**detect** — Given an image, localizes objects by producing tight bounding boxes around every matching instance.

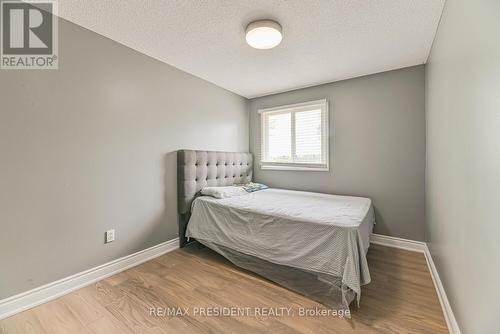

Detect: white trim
[423,244,462,334]
[0,238,179,320]
[370,233,426,252]
[370,234,461,334]
[260,164,329,172]
[257,99,328,114]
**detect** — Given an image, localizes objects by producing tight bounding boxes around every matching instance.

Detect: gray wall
[426,0,500,333]
[0,19,248,299]
[250,66,426,241]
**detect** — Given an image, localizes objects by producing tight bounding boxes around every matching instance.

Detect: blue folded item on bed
[238,182,269,193]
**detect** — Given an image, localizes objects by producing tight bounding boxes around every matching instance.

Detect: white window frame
[259,99,329,172]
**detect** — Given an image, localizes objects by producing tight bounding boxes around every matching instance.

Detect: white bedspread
[186,188,374,302]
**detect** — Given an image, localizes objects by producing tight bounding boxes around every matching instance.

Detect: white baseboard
[370,233,426,252]
[1,234,460,334]
[370,233,461,334]
[0,238,179,320]
[423,244,462,334]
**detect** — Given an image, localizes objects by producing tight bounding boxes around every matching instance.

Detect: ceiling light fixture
[245,20,282,50]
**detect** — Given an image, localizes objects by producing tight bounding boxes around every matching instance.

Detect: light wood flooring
[0,244,449,333]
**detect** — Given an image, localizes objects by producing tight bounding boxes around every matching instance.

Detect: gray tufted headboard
[177,150,253,247]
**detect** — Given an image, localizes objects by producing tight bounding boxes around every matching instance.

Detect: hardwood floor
[0,244,449,334]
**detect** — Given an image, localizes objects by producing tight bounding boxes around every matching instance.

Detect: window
[260,99,329,171]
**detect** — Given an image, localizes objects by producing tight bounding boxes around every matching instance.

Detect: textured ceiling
[57,0,445,98]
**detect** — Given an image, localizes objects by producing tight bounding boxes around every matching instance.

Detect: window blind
[260,99,329,171]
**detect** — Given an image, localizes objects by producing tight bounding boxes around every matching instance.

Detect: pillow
[201,186,248,199]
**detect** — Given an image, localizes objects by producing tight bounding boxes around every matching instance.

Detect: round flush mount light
[245,20,282,49]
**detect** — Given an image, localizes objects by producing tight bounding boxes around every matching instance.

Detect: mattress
[186,188,374,307]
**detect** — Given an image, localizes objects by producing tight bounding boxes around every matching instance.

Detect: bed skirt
[197,239,358,315]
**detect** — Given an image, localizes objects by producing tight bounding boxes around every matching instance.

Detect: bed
[177,150,374,312]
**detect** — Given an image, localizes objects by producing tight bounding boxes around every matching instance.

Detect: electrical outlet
[105,229,115,243]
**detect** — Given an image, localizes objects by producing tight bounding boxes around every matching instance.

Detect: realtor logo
[1,0,58,69]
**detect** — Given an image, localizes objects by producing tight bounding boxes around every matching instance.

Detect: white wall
[250,66,426,241]
[0,18,248,299]
[426,0,500,333]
